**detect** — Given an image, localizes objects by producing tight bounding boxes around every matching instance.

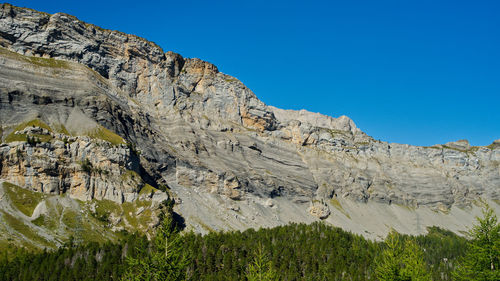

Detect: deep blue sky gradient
[6,0,500,146]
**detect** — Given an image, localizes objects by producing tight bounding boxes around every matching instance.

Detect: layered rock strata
[0,4,499,238]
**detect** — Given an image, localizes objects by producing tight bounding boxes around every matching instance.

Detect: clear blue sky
[6,0,500,146]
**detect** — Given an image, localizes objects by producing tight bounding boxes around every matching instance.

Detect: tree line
[0,202,498,280]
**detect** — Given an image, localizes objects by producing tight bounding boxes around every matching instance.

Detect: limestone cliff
[0,3,498,242]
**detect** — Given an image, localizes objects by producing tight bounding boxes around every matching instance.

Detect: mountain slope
[0,3,498,243]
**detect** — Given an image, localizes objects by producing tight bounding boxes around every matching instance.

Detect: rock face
[0,4,499,239]
[0,132,146,203]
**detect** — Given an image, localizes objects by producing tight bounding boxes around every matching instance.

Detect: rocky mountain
[0,3,498,248]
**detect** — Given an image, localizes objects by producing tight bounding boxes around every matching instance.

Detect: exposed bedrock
[0,4,499,237]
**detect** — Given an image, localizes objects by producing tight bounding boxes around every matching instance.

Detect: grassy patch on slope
[92,198,155,232]
[3,182,45,217]
[87,125,125,145]
[4,119,53,143]
[0,47,70,69]
[52,123,70,135]
[328,129,350,139]
[139,184,158,196]
[330,198,351,219]
[0,211,54,248]
[8,119,51,132]
[487,142,500,150]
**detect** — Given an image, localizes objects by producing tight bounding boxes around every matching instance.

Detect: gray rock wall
[0,4,498,235]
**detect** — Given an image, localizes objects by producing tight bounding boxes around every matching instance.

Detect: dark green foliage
[157,184,169,192]
[246,243,279,281]
[183,223,379,280]
[453,204,500,281]
[375,231,404,280]
[0,222,469,280]
[375,230,431,281]
[121,202,189,281]
[414,227,468,280]
[27,136,40,146]
[92,210,110,223]
[0,240,130,281]
[80,158,93,173]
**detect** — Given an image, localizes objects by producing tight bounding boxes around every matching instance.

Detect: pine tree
[400,238,431,281]
[453,204,500,281]
[375,229,430,281]
[246,243,279,281]
[375,230,402,281]
[121,201,188,281]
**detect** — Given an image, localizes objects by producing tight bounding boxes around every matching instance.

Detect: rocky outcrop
[269,106,360,134]
[0,126,162,203]
[0,4,499,238]
[308,201,331,219]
